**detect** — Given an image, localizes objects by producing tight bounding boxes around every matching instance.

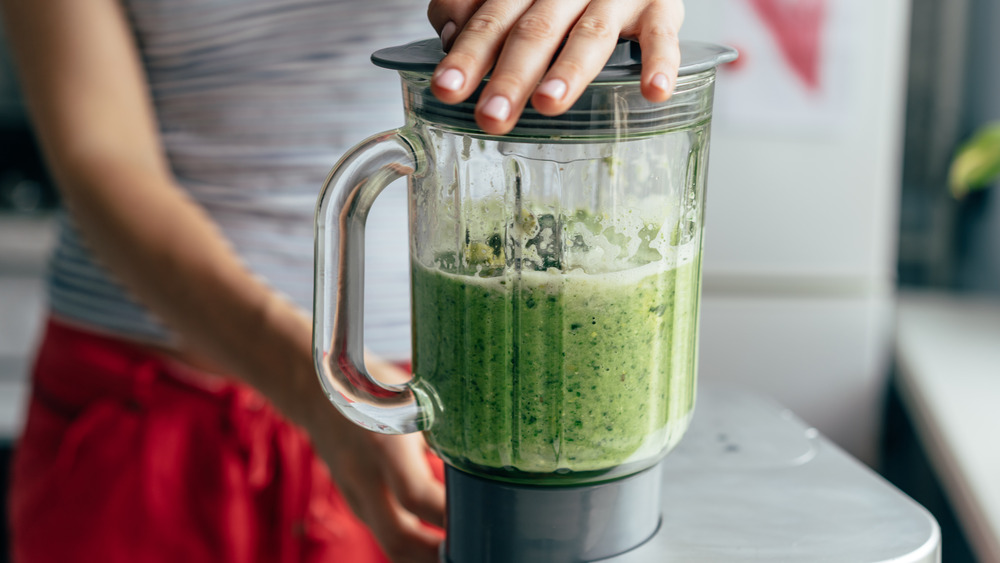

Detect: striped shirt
[48,0,430,361]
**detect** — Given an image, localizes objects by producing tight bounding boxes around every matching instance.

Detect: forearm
[53,153,323,426]
[1,0,327,427]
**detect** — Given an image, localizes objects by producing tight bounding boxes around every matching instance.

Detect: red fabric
[8,318,443,563]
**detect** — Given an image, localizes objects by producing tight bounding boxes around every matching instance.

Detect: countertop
[895,290,1000,563]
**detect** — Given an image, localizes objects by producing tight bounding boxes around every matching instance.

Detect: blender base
[444,463,662,563]
[441,383,941,562]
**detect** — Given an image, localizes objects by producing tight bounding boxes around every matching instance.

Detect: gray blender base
[444,382,941,562]
[445,463,665,562]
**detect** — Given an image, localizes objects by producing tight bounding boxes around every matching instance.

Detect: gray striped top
[48,0,430,361]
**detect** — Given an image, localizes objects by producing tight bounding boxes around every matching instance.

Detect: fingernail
[652,73,671,93]
[440,21,457,51]
[433,68,465,92]
[480,95,511,121]
[537,78,568,101]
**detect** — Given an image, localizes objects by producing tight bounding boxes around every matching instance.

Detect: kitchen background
[1,0,998,561]
[0,8,57,559]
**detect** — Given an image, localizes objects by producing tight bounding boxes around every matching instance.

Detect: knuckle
[571,16,615,41]
[643,23,680,43]
[463,12,506,37]
[488,75,529,97]
[555,57,586,78]
[644,55,677,69]
[510,14,557,42]
[441,50,479,72]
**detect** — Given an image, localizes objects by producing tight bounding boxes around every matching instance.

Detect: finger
[329,443,442,562]
[427,0,486,51]
[631,0,684,103]
[530,0,629,116]
[430,0,534,105]
[382,434,446,528]
[363,490,443,563]
[472,0,593,134]
[315,420,442,561]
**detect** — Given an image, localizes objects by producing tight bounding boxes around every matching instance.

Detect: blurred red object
[748,0,827,90]
[9,318,444,563]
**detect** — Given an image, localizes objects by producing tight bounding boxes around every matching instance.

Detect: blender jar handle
[313,129,429,435]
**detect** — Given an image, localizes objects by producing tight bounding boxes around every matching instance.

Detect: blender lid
[372,38,738,81]
[373,38,736,138]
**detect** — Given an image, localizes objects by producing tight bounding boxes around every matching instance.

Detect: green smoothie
[411,247,701,483]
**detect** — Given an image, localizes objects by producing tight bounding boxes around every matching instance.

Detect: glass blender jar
[314,38,735,562]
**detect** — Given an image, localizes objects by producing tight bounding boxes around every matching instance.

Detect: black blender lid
[372,38,737,81]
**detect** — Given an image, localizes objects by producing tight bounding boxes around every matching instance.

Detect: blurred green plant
[949,122,1000,199]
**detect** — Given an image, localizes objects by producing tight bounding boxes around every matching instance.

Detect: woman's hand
[427,0,685,134]
[307,412,445,563]
[302,357,445,563]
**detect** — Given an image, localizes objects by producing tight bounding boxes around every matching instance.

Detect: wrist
[234,292,327,427]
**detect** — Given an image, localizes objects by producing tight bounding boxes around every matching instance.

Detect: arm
[427,0,685,135]
[0,1,443,560]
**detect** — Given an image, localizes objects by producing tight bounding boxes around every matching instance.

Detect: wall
[681,0,912,464]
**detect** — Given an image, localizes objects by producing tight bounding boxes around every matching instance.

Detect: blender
[314,38,736,562]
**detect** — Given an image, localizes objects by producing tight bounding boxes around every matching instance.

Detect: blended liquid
[411,258,700,482]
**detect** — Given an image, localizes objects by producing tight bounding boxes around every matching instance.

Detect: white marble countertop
[895,290,1000,563]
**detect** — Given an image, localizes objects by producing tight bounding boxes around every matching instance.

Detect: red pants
[9,318,425,563]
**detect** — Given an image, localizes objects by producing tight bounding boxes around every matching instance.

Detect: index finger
[471,0,596,133]
[529,0,626,116]
[430,0,533,105]
[533,0,684,114]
